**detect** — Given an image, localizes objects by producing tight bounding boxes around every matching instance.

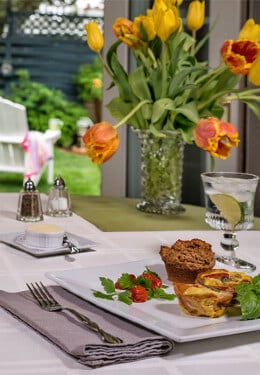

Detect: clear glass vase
[135,129,185,215]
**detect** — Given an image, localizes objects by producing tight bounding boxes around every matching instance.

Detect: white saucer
[0,232,97,257]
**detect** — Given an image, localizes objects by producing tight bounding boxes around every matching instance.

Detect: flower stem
[191,30,196,55]
[98,52,114,80]
[210,155,215,172]
[161,43,168,98]
[114,99,152,129]
[195,64,227,85]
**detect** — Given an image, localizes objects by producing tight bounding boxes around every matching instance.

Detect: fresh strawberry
[142,273,162,290]
[130,285,148,303]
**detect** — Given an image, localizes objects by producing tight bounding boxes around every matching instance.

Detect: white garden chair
[0,97,61,186]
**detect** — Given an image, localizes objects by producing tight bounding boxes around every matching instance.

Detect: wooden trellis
[0,8,103,101]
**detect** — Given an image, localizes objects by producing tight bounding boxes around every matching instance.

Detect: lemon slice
[209,194,244,227]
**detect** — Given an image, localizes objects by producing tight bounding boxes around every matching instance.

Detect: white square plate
[46,257,260,342]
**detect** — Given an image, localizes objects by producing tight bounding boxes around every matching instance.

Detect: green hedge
[6,69,88,148]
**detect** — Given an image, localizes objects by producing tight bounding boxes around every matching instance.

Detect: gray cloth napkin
[0,286,174,368]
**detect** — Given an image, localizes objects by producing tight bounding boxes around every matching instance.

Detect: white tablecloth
[0,193,259,374]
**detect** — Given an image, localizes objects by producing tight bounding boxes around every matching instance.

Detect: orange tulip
[113,17,144,48]
[193,117,239,159]
[83,122,120,163]
[221,39,260,75]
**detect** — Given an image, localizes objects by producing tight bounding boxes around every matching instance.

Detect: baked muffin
[160,238,215,283]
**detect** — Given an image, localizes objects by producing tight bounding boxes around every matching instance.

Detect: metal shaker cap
[53,176,66,188]
[23,178,36,192]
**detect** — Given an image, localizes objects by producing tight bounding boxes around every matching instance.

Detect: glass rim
[201,171,259,181]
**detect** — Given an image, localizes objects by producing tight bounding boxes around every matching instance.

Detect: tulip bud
[85,21,104,52]
[187,0,205,32]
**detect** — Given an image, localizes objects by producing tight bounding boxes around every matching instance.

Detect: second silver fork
[27,282,123,344]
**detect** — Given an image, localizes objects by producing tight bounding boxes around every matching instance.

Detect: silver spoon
[63,234,80,254]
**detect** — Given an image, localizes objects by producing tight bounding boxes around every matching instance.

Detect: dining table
[0,192,259,375]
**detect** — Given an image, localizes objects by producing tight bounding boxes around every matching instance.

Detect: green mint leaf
[153,287,176,300]
[239,292,260,320]
[117,290,133,305]
[93,291,115,300]
[99,277,115,294]
[235,274,260,320]
[252,274,260,290]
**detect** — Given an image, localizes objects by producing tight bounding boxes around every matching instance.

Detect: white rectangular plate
[46,257,260,342]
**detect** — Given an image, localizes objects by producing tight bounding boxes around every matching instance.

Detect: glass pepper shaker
[16,178,43,222]
[46,176,72,217]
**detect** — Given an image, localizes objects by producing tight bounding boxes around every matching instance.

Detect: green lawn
[0,147,101,195]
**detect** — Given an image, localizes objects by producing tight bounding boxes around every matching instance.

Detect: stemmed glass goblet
[201,172,259,272]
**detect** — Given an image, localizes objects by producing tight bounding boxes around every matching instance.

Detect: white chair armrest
[43,129,61,144]
[0,135,24,144]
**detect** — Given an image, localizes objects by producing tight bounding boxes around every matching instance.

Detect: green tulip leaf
[128,67,152,100]
[110,54,133,101]
[241,100,260,119]
[175,102,199,123]
[151,98,176,123]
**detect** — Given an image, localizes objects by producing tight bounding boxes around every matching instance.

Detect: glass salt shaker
[16,178,43,222]
[46,176,72,217]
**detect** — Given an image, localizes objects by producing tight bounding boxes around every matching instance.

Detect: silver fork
[27,282,123,344]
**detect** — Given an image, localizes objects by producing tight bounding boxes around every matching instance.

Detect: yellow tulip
[85,21,104,52]
[187,0,205,32]
[164,0,182,6]
[152,0,167,13]
[133,15,156,42]
[238,18,260,43]
[166,0,183,5]
[249,55,260,85]
[153,6,180,42]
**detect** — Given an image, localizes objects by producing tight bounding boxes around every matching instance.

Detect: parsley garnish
[93,270,175,305]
